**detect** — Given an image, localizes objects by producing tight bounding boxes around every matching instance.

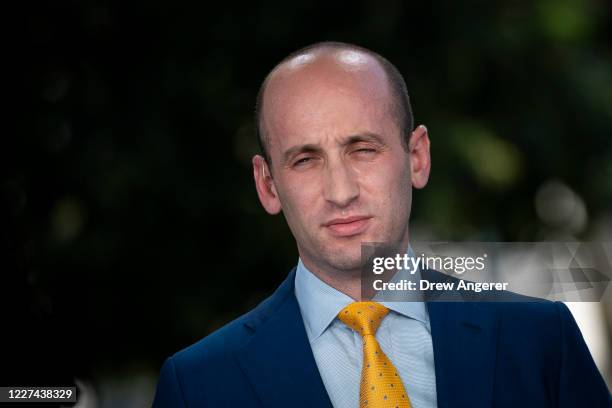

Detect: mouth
[323,215,372,237]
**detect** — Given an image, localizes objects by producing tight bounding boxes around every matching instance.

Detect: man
[152,42,611,407]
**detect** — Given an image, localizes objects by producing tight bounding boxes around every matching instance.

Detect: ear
[409,125,431,189]
[252,155,282,214]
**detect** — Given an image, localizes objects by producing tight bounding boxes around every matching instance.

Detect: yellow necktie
[338,301,412,408]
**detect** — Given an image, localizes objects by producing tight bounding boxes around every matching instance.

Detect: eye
[353,148,377,155]
[294,157,313,166]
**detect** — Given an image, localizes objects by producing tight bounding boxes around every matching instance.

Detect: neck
[300,257,364,300]
[299,238,411,301]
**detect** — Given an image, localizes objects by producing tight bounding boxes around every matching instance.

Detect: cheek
[361,156,410,193]
[278,177,321,221]
[360,158,412,217]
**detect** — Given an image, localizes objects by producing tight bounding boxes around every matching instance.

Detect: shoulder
[490,297,569,339]
[423,268,574,338]
[466,280,571,333]
[168,268,296,371]
[464,286,582,362]
[151,271,297,407]
[472,283,572,328]
[171,308,254,368]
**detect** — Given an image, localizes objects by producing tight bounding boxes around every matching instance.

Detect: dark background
[4,0,612,405]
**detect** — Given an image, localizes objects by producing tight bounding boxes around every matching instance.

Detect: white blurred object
[97,372,156,408]
[535,180,588,234]
[64,372,156,408]
[63,378,98,408]
[564,302,610,382]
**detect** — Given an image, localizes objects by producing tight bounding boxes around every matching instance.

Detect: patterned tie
[338,301,412,408]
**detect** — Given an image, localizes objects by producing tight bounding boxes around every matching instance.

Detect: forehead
[261,50,397,153]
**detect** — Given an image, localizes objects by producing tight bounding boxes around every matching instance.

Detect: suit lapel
[427,291,499,408]
[234,268,499,408]
[234,269,333,408]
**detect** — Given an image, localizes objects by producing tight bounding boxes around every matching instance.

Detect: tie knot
[338,301,389,336]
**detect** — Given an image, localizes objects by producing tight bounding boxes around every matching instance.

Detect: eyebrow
[341,132,386,147]
[281,132,386,165]
[282,144,322,165]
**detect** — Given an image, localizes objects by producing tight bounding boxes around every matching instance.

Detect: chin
[320,246,363,272]
[310,230,383,271]
[328,258,364,272]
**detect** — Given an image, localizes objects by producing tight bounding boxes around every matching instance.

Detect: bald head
[255,42,414,167]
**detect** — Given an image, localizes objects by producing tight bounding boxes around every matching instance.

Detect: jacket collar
[234,268,333,408]
[235,267,498,408]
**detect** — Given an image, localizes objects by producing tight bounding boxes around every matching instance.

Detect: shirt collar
[294,245,430,341]
[295,258,354,341]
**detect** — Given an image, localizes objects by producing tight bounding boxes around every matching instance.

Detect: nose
[322,158,360,208]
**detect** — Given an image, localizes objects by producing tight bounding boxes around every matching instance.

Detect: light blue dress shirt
[294,256,438,408]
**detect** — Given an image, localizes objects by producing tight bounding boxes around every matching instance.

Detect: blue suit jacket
[152,268,611,407]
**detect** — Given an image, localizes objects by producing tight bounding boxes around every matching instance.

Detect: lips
[324,215,372,237]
